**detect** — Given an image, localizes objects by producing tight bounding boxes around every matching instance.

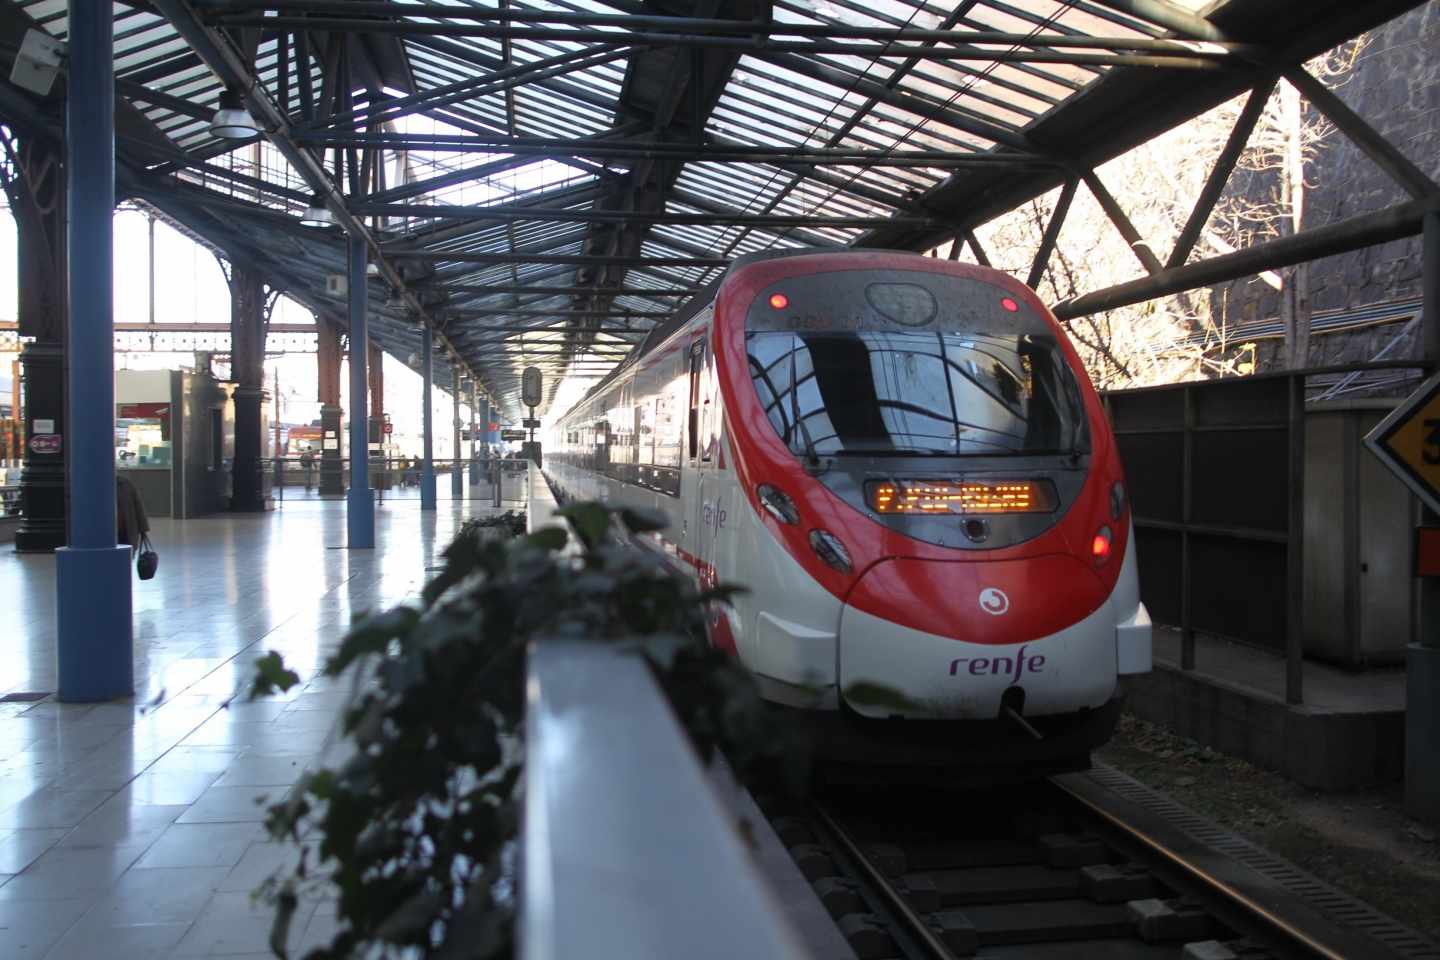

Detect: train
[544,249,1151,772]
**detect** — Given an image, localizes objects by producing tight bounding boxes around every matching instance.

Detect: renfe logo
[949,645,1046,680]
[702,500,727,533]
[978,587,1009,615]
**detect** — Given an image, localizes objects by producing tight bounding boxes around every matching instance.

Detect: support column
[451,367,463,498]
[56,2,131,701]
[468,381,479,484]
[419,329,436,511]
[229,264,266,511]
[7,135,68,553]
[479,395,491,460]
[346,235,373,548]
[368,342,385,489]
[316,314,343,497]
[1409,210,1440,824]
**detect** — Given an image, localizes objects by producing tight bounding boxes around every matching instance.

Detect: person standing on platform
[116,473,149,554]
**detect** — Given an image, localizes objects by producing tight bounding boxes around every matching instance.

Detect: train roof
[555,248,951,422]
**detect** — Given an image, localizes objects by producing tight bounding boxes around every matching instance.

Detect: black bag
[136,533,158,580]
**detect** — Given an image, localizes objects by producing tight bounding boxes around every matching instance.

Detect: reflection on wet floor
[0,497,505,958]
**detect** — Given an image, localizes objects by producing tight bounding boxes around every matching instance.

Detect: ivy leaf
[249,651,300,701]
[618,506,669,534]
[268,883,299,959]
[557,502,611,549]
[642,632,693,670]
[525,526,568,552]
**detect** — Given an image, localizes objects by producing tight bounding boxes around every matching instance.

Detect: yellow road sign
[1366,372,1440,513]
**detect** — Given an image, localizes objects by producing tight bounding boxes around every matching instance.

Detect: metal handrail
[523,643,807,960]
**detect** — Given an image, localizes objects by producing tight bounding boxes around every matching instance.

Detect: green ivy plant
[249,501,808,959]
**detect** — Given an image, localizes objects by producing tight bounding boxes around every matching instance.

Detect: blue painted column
[468,381,480,484]
[450,368,464,497]
[479,395,491,458]
[419,330,437,510]
[346,234,374,548]
[57,2,131,702]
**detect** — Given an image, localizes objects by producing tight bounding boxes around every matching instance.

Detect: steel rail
[1050,776,1346,960]
[810,802,959,960]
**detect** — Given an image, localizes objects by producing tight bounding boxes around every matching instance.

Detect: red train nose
[844,554,1108,645]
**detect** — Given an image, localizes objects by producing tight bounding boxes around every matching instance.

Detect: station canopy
[0,0,1425,415]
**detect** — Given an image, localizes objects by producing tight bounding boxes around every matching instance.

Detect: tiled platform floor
[0,497,507,958]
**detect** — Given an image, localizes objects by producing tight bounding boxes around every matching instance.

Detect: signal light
[1092,525,1112,563]
[769,293,789,310]
[1000,297,1019,312]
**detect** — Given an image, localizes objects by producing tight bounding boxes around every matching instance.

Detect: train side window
[687,339,704,461]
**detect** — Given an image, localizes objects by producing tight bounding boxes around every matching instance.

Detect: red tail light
[1092,525,1112,563]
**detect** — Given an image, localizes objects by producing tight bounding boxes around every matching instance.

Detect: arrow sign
[1365,371,1440,513]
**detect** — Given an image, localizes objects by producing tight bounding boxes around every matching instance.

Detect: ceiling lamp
[209,88,258,139]
[300,195,336,228]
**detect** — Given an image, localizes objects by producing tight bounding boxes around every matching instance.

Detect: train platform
[0,498,508,959]
[1125,627,1406,790]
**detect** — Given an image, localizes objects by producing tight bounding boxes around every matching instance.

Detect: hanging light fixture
[299,195,336,228]
[209,88,258,139]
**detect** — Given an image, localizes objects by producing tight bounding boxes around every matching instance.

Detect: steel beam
[1027,178,1077,290]
[1082,169,1163,275]
[294,130,1056,168]
[393,251,728,268]
[1056,196,1440,319]
[56,0,132,702]
[1081,0,1231,42]
[1167,78,1276,269]
[1284,66,1440,201]
[149,0,501,418]
[420,284,697,297]
[352,202,932,229]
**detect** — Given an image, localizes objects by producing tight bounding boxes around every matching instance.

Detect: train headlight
[1092,525,1113,564]
[1110,481,1126,520]
[809,529,852,573]
[757,484,800,525]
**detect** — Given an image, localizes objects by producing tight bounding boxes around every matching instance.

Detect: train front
[717,253,1151,764]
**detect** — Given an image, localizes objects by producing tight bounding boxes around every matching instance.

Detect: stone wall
[1213,3,1440,370]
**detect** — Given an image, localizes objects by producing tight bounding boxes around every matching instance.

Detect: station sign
[500,429,527,441]
[382,422,393,435]
[1365,371,1440,514]
[29,434,61,454]
[522,418,541,429]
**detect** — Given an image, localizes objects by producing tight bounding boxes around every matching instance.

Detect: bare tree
[949,41,1365,388]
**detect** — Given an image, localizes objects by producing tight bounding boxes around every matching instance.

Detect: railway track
[767,762,1439,960]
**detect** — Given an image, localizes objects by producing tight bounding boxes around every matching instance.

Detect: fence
[257,456,530,507]
[1104,360,1425,704]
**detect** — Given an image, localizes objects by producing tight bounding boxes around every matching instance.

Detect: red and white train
[545,249,1151,770]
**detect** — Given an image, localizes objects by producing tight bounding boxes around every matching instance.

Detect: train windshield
[745,273,1089,458]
